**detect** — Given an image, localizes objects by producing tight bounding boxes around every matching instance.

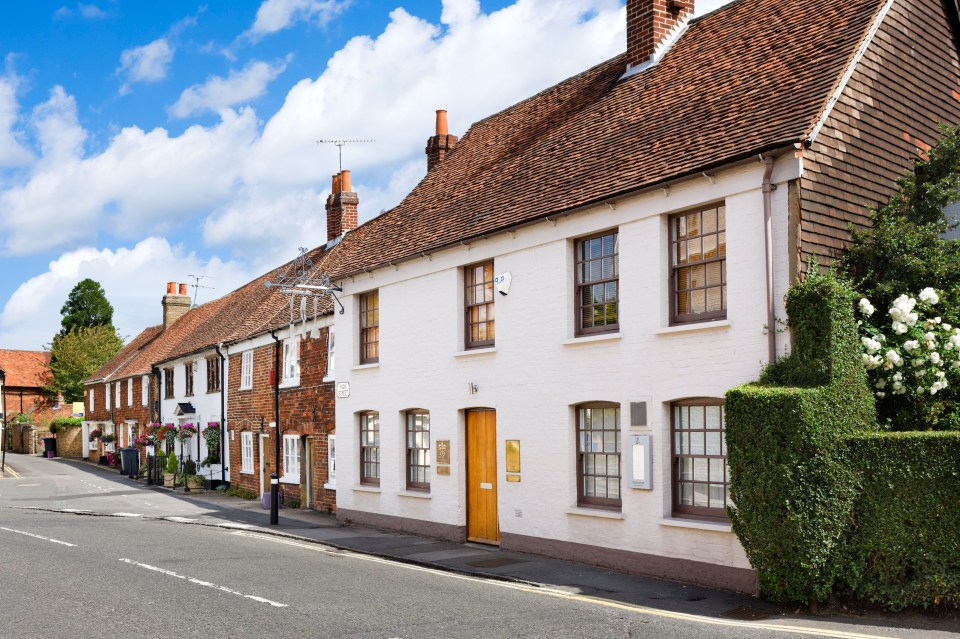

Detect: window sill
[565,507,624,520]
[206,390,221,394]
[654,320,731,336]
[659,517,732,533]
[323,483,336,491]
[240,470,254,475]
[353,485,381,494]
[279,476,300,485]
[396,489,431,499]
[561,333,622,346]
[237,385,252,392]
[352,363,380,371]
[279,379,300,389]
[454,347,496,358]
[322,376,335,383]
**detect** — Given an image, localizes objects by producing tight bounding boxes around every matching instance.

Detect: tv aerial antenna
[264,247,344,315]
[187,274,215,306]
[316,138,375,173]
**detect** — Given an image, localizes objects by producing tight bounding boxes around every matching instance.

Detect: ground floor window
[325,434,336,489]
[672,399,729,520]
[241,431,253,474]
[283,434,301,481]
[406,411,430,491]
[576,403,621,510]
[360,412,380,485]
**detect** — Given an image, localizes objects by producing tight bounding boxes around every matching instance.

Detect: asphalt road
[1,455,957,639]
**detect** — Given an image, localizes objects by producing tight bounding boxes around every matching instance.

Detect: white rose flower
[893,372,903,382]
[953,360,960,369]
[876,391,886,399]
[875,379,887,389]
[893,321,909,334]
[903,340,920,352]
[930,352,941,365]
[858,298,875,316]
[944,323,953,331]
[906,312,919,327]
[919,287,939,305]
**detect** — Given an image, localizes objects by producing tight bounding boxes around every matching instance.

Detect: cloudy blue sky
[0,0,731,349]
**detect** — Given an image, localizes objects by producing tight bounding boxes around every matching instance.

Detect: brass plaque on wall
[436,439,451,465]
[436,465,451,476]
[506,439,520,473]
[506,474,520,483]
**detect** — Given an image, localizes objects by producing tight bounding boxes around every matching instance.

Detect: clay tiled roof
[323,0,884,278]
[0,350,50,388]
[85,325,163,383]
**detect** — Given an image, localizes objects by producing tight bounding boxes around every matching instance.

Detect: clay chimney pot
[332,173,341,195]
[166,282,176,294]
[436,110,449,136]
[340,170,352,193]
[179,283,188,296]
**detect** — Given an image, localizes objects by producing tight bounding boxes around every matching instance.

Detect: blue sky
[0,0,730,350]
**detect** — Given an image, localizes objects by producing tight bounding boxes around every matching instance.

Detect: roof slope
[85,325,163,383]
[324,0,883,278]
[0,350,50,388]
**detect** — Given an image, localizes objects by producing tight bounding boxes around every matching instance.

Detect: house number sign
[336,382,350,398]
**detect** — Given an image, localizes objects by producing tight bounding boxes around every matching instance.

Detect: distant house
[0,349,73,453]
[321,0,960,592]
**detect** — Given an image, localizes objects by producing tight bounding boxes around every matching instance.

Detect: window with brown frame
[672,399,729,520]
[464,261,495,349]
[184,363,194,396]
[359,290,379,364]
[406,411,430,491]
[164,367,174,399]
[576,403,621,510]
[575,231,619,335]
[206,356,221,393]
[359,412,380,485]
[670,204,726,324]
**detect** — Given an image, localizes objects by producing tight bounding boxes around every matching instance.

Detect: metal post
[270,473,279,525]
[1,370,6,474]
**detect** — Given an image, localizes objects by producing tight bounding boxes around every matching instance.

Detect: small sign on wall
[436,440,450,465]
[630,434,653,490]
[335,382,350,398]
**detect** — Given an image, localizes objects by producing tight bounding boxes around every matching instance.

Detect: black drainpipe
[270,330,281,525]
[214,343,227,485]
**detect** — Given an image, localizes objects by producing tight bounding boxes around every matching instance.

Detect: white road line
[164,517,198,523]
[0,526,76,547]
[230,532,899,639]
[59,508,92,513]
[117,559,287,608]
[112,513,143,517]
[16,483,40,487]
[218,522,254,529]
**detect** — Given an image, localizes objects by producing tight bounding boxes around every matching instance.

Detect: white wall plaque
[630,434,653,490]
[336,382,350,398]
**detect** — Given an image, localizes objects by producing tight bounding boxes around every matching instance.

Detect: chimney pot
[436,110,448,136]
[179,283,188,296]
[340,170,352,193]
[162,281,191,329]
[332,173,341,195]
[325,169,359,242]
[167,282,176,294]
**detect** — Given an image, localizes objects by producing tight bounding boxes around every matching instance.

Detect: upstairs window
[239,351,254,390]
[207,355,221,393]
[282,338,300,384]
[670,204,726,324]
[465,261,495,349]
[105,383,111,411]
[359,291,380,364]
[325,327,335,380]
[127,379,133,407]
[115,380,120,408]
[164,368,174,399]
[141,375,149,406]
[184,362,194,396]
[576,231,619,335]
[89,388,95,412]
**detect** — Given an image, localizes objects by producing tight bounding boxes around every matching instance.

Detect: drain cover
[467,557,529,568]
[720,607,773,621]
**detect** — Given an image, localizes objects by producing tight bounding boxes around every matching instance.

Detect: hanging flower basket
[177,424,197,442]
[98,434,116,444]
[134,433,157,449]
[201,423,221,467]
[89,429,102,442]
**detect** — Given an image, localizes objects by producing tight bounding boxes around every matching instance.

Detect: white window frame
[105,383,111,411]
[241,432,254,474]
[324,434,336,489]
[127,379,133,407]
[240,350,254,390]
[89,388,95,412]
[115,381,120,408]
[281,338,300,386]
[282,434,300,483]
[324,327,335,381]
[141,375,149,406]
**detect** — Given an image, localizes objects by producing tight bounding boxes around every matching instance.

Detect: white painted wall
[334,156,799,570]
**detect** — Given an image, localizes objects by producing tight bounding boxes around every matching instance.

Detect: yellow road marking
[229,531,901,639]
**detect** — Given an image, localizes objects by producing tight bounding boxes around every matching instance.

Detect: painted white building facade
[333,156,799,591]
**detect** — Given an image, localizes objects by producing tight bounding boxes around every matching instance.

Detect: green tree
[842,123,960,429]
[59,278,116,336]
[46,326,122,402]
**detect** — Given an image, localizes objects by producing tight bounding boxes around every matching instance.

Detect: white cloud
[118,38,174,87]
[78,4,106,19]
[169,58,290,119]
[245,0,350,40]
[0,238,258,350]
[0,71,33,168]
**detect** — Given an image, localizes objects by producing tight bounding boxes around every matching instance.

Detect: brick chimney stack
[626,0,693,70]
[162,282,191,329]
[426,109,458,172]
[326,170,359,242]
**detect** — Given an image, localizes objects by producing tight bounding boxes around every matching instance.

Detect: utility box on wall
[629,434,653,490]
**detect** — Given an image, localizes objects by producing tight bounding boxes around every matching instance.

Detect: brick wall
[227,325,336,512]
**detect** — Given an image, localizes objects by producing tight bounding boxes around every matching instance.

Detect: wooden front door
[466,410,499,544]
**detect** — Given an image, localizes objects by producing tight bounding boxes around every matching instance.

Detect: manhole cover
[467,557,529,568]
[720,607,773,621]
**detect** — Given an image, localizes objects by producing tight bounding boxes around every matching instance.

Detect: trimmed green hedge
[49,417,83,433]
[837,431,960,609]
[726,269,875,603]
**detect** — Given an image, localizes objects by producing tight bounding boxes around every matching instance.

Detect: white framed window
[241,432,254,474]
[282,434,300,482]
[325,434,336,489]
[325,328,335,381]
[240,350,254,390]
[89,388,95,412]
[115,381,120,408]
[141,375,149,406]
[127,379,133,407]
[282,338,300,385]
[105,383,111,410]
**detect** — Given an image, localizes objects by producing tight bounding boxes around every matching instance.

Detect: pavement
[7,452,960,638]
